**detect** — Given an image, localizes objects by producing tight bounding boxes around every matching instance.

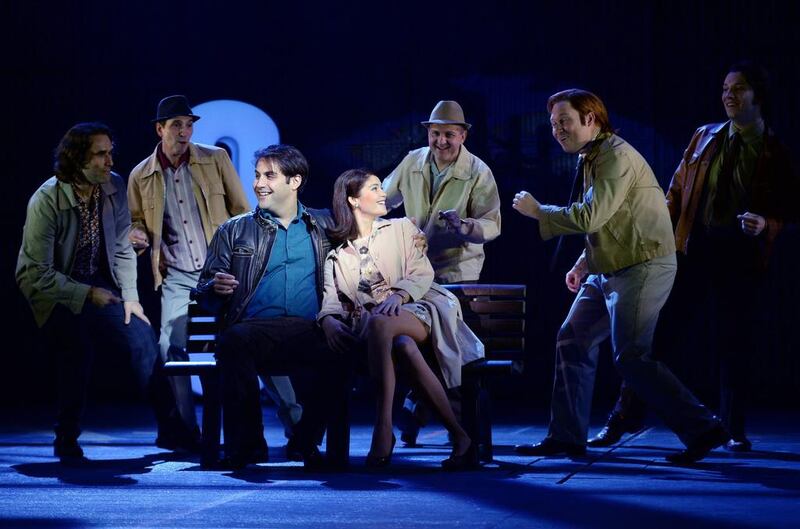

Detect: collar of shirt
[157,144,191,171]
[257,201,306,226]
[730,119,764,146]
[581,131,611,162]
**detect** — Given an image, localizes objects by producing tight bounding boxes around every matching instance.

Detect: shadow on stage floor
[1,401,798,529]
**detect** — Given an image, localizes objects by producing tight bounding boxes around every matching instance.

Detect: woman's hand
[321,315,357,354]
[374,292,405,316]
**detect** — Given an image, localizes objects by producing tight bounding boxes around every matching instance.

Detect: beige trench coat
[318,218,484,388]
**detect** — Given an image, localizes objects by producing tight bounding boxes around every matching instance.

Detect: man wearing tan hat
[383,100,501,445]
[383,100,501,284]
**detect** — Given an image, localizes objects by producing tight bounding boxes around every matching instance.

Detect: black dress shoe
[54,437,85,462]
[725,437,752,452]
[587,414,644,447]
[284,437,304,462]
[301,446,328,471]
[441,441,480,471]
[156,424,202,454]
[206,455,249,471]
[515,437,586,456]
[366,435,396,468]
[666,423,730,464]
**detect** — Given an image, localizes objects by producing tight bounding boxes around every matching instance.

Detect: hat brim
[151,113,201,124]
[421,120,471,130]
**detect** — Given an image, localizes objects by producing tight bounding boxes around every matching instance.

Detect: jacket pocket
[602,207,635,249]
[231,245,254,281]
[208,183,229,225]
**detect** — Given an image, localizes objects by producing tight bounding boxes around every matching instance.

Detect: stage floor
[1,403,798,528]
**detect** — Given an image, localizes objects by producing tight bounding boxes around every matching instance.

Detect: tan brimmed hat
[421,100,471,130]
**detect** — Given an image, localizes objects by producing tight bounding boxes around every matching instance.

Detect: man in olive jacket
[512,89,728,464]
[588,62,796,452]
[17,122,168,462]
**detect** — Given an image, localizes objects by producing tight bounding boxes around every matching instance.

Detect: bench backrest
[186,283,527,368]
[442,284,526,373]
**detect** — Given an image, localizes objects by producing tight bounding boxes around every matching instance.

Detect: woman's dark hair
[53,122,113,184]
[329,168,375,243]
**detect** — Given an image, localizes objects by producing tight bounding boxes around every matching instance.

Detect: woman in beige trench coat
[318,169,484,470]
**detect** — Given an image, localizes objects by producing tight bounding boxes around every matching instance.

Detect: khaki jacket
[16,173,138,327]
[127,142,250,288]
[383,145,501,283]
[539,133,675,274]
[318,218,484,388]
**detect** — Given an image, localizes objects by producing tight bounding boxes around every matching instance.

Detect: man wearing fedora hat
[383,100,501,284]
[127,95,251,451]
[383,100,501,445]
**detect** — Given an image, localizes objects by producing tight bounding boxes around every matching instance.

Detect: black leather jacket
[193,206,334,328]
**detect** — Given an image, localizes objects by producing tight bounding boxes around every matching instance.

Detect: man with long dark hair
[512,90,729,464]
[588,62,795,452]
[17,122,168,463]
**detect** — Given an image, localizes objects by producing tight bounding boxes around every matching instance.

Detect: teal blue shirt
[243,203,318,320]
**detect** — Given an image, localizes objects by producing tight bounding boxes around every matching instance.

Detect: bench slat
[463,318,525,333]
[463,300,525,315]
[443,284,526,297]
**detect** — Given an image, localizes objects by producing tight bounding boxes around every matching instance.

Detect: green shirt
[704,121,765,226]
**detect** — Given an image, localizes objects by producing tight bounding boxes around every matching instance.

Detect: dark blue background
[3,0,798,411]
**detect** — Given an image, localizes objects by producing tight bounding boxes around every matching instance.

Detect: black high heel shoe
[441,440,479,471]
[366,434,396,468]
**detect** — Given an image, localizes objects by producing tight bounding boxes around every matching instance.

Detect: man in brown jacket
[588,62,795,452]
[127,95,251,450]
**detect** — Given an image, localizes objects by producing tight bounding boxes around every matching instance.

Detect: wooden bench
[165,283,525,467]
[443,284,526,463]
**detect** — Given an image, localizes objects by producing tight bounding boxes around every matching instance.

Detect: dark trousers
[44,300,164,441]
[216,317,348,458]
[612,228,762,439]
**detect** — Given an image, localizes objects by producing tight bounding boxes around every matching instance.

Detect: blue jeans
[548,253,719,447]
[45,298,161,441]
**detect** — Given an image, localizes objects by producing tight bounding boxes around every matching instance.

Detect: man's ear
[585,111,596,128]
[155,123,164,139]
[290,174,302,191]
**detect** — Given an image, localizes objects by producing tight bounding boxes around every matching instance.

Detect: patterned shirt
[72,185,102,280]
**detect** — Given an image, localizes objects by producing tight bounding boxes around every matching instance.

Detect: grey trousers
[548,253,718,447]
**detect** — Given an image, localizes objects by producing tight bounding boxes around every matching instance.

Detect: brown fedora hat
[421,100,471,130]
[152,95,201,123]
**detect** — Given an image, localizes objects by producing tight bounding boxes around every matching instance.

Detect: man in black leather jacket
[193,144,345,469]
